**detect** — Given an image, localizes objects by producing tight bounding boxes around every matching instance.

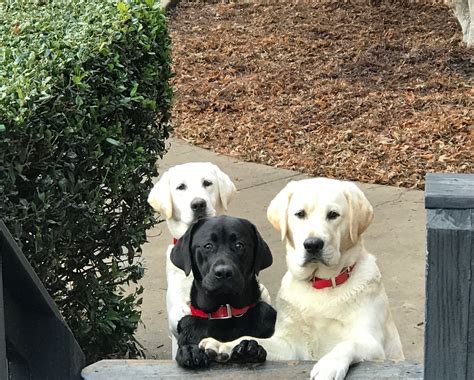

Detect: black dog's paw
[176,344,209,369]
[230,339,267,363]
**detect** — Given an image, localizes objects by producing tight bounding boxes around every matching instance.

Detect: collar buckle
[208,304,232,320]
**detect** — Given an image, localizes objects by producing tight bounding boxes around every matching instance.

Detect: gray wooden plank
[425,173,474,209]
[82,359,423,379]
[3,287,42,379]
[467,209,474,380]
[0,221,65,321]
[0,254,8,380]
[425,208,472,380]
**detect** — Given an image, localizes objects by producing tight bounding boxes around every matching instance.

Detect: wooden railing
[0,220,85,380]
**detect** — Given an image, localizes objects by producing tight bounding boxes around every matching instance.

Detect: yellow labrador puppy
[148,162,270,358]
[148,162,236,357]
[200,178,404,380]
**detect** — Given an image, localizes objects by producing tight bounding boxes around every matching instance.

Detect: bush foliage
[0,0,172,362]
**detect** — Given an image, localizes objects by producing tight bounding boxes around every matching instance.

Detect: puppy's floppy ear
[250,223,273,275]
[171,220,203,276]
[147,171,173,220]
[267,181,295,241]
[213,164,236,211]
[343,182,374,244]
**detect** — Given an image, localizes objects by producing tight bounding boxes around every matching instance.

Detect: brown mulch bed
[169,0,473,189]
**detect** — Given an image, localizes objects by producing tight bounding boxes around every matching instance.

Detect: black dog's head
[171,215,273,296]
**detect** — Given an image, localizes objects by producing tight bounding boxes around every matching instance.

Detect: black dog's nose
[214,264,233,280]
[191,198,207,212]
[303,238,324,253]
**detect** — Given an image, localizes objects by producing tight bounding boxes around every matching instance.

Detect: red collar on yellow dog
[190,303,257,320]
[311,263,356,290]
[172,238,178,245]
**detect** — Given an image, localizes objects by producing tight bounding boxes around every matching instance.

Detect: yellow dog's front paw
[199,338,234,363]
[310,355,349,380]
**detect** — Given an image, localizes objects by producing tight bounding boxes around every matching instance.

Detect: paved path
[135,138,425,362]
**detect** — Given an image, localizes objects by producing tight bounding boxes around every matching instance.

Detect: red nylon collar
[311,263,356,290]
[190,303,257,320]
[172,238,178,245]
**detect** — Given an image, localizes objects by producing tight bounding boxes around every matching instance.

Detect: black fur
[171,215,276,369]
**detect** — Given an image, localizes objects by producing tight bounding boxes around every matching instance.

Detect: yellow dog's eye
[203,180,213,187]
[327,211,340,220]
[295,210,306,219]
[177,183,186,191]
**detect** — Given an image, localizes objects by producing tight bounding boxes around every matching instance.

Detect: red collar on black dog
[311,263,356,290]
[190,303,257,320]
[172,238,178,245]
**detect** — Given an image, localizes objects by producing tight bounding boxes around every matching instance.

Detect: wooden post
[425,173,474,380]
[0,254,8,380]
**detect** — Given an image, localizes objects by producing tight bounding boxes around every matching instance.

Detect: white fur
[148,162,271,358]
[200,178,404,379]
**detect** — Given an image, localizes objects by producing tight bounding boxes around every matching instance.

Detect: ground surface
[135,139,425,362]
[169,0,472,189]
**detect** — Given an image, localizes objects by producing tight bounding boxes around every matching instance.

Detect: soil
[169,0,473,189]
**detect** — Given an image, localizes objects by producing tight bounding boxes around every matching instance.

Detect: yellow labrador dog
[200,178,404,380]
[148,162,270,357]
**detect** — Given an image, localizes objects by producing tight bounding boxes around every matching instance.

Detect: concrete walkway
[135,138,426,362]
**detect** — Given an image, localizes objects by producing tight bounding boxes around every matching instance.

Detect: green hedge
[0,0,172,362]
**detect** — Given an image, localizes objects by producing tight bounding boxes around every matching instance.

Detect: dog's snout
[214,264,233,280]
[303,237,325,254]
[191,198,207,212]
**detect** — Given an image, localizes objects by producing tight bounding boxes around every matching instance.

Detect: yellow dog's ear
[267,181,295,241]
[147,171,173,220]
[214,164,237,211]
[343,182,374,244]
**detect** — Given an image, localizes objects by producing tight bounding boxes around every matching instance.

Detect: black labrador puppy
[171,215,276,369]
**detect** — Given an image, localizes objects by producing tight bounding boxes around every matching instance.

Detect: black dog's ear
[171,229,193,276]
[251,223,273,275]
[171,220,204,276]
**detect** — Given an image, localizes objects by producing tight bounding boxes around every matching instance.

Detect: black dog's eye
[294,210,306,219]
[235,242,244,250]
[327,211,340,220]
[204,243,213,250]
[176,183,187,191]
[202,180,213,187]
